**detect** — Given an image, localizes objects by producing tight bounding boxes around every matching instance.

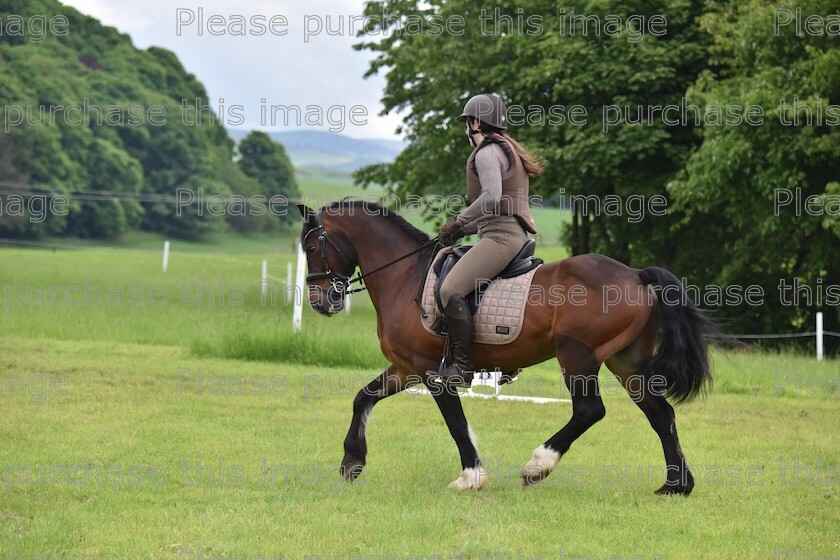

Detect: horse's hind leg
[522,335,605,486]
[340,364,410,481]
[426,381,487,490]
[605,338,695,496]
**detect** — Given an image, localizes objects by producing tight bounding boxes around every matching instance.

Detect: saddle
[433,239,543,315]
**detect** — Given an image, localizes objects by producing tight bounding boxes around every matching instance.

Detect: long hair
[469,118,545,177]
[501,133,544,177]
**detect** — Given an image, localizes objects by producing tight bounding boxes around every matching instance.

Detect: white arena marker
[293,241,306,333]
[408,369,569,405]
[162,240,170,272]
[468,369,502,398]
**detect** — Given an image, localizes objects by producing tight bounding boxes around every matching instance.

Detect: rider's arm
[454,144,510,227]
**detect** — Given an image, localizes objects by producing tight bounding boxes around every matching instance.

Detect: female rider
[436,93,544,387]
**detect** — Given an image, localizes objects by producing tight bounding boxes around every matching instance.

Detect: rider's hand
[438,218,465,246]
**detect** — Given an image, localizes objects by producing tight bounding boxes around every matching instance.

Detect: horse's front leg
[340,364,410,481]
[425,380,487,490]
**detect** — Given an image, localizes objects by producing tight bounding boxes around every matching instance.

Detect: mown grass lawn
[1,335,837,560]
[1,243,838,559]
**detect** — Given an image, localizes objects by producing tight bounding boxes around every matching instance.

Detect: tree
[354,0,710,266]
[237,131,299,226]
[237,131,299,200]
[668,0,840,339]
[0,0,261,239]
[355,0,840,350]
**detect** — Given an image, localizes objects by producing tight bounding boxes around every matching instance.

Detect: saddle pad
[420,249,541,345]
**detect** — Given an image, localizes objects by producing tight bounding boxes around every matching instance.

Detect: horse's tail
[638,266,719,404]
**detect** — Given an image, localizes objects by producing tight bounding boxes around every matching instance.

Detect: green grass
[1,238,837,558]
[0,336,837,559]
[0,234,567,365]
[50,230,293,255]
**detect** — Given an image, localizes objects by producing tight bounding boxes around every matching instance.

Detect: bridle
[302,209,357,293]
[301,209,440,295]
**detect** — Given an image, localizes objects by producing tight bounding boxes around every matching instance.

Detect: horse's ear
[296,204,314,220]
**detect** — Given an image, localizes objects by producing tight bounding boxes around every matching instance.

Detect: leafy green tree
[354,0,709,265]
[235,131,299,229]
[0,0,259,239]
[669,0,840,338]
[67,138,143,239]
[355,0,839,349]
[237,131,299,200]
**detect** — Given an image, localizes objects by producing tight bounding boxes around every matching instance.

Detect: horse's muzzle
[309,286,345,316]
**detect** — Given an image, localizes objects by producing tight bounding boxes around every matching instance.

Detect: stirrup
[431,364,474,388]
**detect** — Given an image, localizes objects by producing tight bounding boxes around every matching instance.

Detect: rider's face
[465,120,477,146]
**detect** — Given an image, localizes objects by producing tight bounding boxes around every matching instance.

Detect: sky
[61,0,404,140]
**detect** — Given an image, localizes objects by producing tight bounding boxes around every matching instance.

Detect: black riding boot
[436,294,475,388]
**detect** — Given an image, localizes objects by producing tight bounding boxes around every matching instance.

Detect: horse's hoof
[448,467,488,490]
[521,469,549,487]
[521,461,553,487]
[654,483,692,496]
[654,471,694,496]
[520,445,560,487]
[339,461,365,481]
[654,481,694,495]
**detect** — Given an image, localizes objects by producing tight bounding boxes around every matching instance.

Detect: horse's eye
[306,246,316,254]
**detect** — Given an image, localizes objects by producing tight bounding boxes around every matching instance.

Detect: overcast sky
[61,0,404,140]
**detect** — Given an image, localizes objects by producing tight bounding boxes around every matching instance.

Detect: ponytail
[501,133,544,177]
[468,118,544,177]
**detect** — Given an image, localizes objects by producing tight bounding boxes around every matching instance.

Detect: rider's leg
[437,220,529,387]
[436,292,474,388]
[439,218,530,308]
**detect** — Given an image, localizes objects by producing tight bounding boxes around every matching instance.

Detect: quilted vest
[465,135,538,234]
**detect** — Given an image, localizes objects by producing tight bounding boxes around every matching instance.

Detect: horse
[296,200,719,495]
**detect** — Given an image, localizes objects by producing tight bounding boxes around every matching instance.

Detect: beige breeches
[439,216,530,307]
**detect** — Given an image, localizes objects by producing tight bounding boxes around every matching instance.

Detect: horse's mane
[324,199,431,245]
[325,199,441,287]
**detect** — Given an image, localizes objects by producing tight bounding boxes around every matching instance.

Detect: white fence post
[286,262,293,305]
[162,241,170,272]
[293,241,306,333]
[261,260,268,301]
[816,311,824,362]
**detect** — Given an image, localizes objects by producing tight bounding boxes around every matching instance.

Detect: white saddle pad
[420,249,541,345]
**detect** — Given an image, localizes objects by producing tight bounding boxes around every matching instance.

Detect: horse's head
[297,203,358,316]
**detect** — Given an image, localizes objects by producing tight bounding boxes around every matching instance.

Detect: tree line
[0,0,299,240]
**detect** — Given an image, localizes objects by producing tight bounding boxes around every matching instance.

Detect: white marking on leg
[522,444,561,479]
[467,422,479,454]
[358,406,372,439]
[448,466,488,490]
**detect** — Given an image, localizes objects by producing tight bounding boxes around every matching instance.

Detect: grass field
[1,336,838,559]
[1,211,838,558]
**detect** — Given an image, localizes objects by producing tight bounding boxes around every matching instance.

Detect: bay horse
[297,200,718,495]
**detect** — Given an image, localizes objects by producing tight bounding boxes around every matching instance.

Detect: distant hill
[228,130,405,172]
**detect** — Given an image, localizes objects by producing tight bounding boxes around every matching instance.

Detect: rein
[302,209,440,295]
